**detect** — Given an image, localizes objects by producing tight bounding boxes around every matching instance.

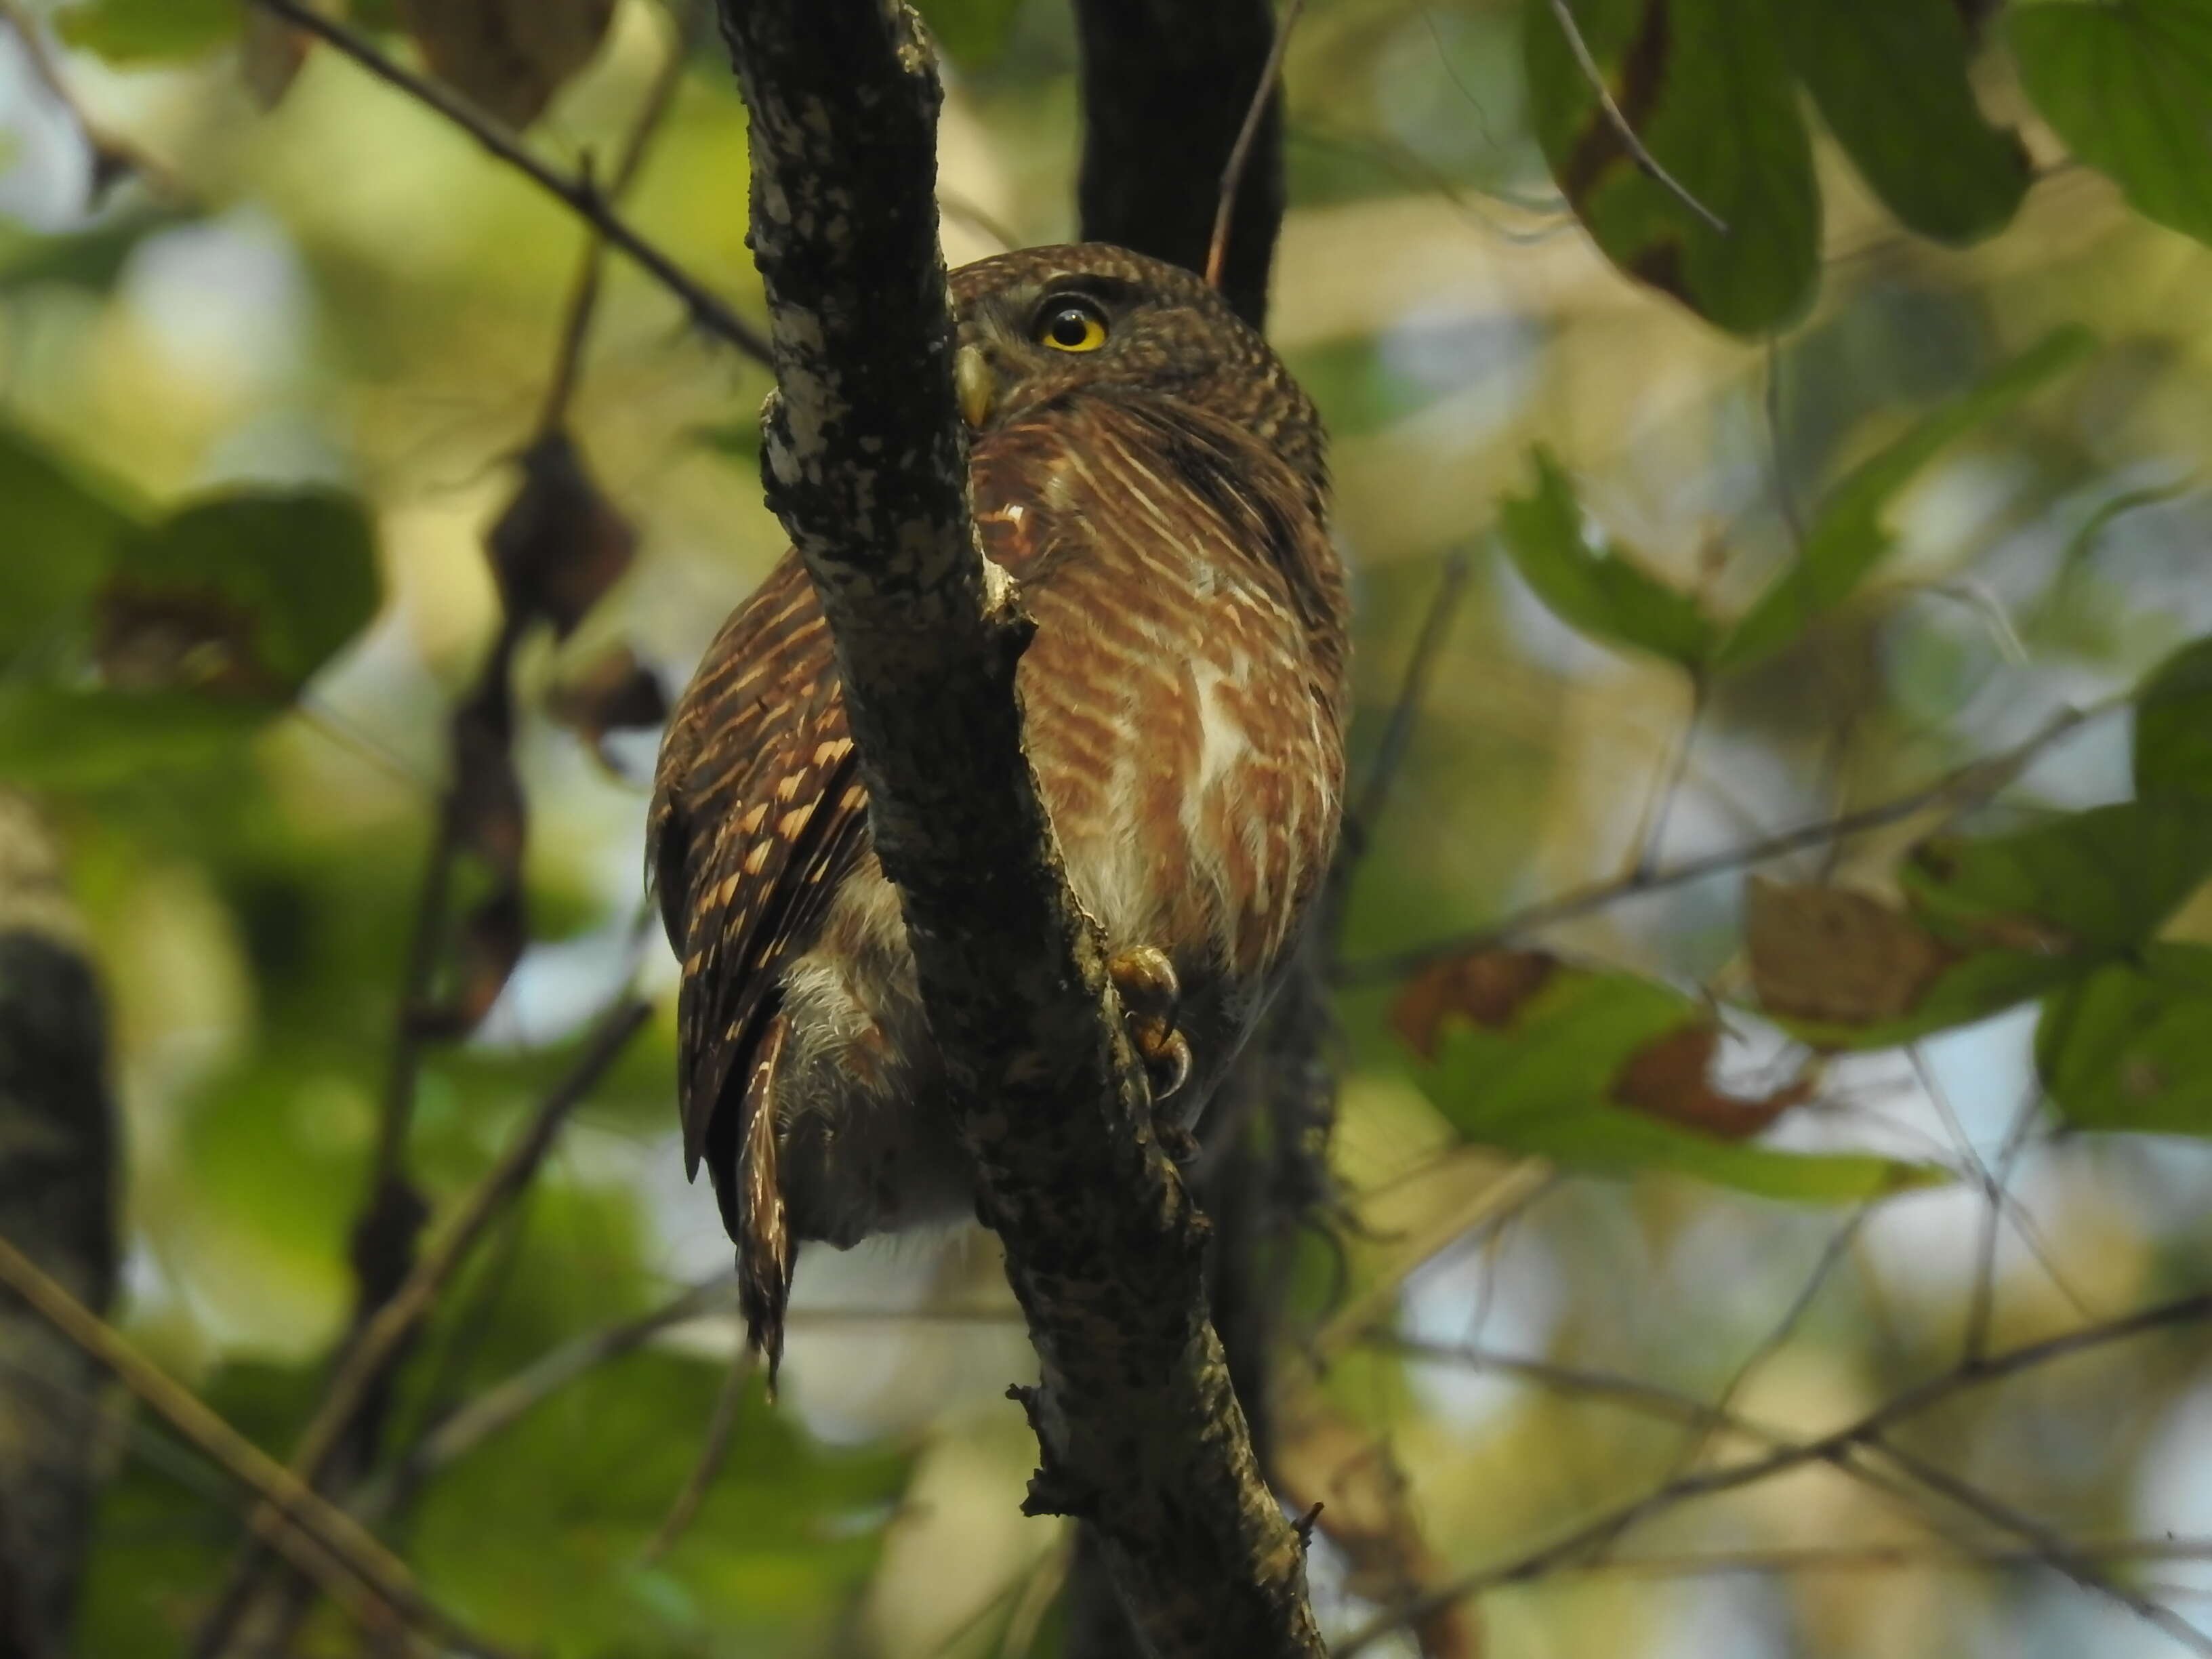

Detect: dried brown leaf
[396,0,616,129]
[1390,949,1557,1060]
[1746,876,1959,1026]
[546,644,668,751]
[94,582,280,699]
[1610,1023,1811,1141]
[487,430,636,638]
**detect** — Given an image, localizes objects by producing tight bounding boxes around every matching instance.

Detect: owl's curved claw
[1109,945,1193,1117]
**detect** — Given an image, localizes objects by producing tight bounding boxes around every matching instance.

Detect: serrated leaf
[1773,0,2029,244]
[103,491,380,695]
[54,0,240,62]
[2135,635,2212,800]
[1525,0,1820,335]
[1717,327,2095,670]
[2007,0,2212,248]
[1497,447,1717,668]
[2039,943,2212,1133]
[1404,957,1940,1201]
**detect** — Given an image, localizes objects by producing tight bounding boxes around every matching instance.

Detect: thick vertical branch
[1073,0,1285,327]
[711,3,1322,1654]
[0,796,115,1659]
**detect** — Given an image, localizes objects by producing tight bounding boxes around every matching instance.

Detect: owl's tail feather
[735,1015,794,1396]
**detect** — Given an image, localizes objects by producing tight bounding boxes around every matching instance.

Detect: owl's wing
[648,556,869,1345]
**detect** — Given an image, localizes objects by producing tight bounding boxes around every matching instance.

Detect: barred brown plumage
[648,245,1349,1372]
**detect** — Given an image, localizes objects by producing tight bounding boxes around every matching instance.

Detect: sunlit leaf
[54,0,239,61]
[1524,0,1820,335]
[1496,447,1717,668]
[2008,0,2212,248]
[1774,0,2029,243]
[2135,634,2212,800]
[1403,955,1940,1200]
[1904,798,2212,954]
[1716,327,2095,670]
[2039,944,2212,1133]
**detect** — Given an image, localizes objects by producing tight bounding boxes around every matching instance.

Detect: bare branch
[1074,0,1286,326]
[0,1234,518,1659]
[1337,1290,2212,1654]
[1342,696,2119,983]
[710,3,1321,1651]
[246,0,771,365]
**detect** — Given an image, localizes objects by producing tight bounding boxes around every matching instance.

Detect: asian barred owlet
[649,244,1349,1370]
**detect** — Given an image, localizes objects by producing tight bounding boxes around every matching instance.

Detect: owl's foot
[1108,945,1193,1124]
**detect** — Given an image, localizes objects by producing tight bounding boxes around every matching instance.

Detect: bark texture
[710,3,1323,1654]
[0,796,116,1659]
[1073,0,1285,328]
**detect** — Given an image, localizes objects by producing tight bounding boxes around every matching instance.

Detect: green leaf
[1497,447,1717,668]
[413,1351,906,1655]
[0,424,143,659]
[1761,948,2083,1053]
[2039,944,2212,1133]
[1412,968,1942,1201]
[111,491,381,692]
[1716,326,2095,670]
[1903,798,2212,954]
[0,687,274,786]
[1525,0,1820,335]
[1773,0,2030,243]
[54,0,241,62]
[915,0,1025,64]
[2135,635,2212,800]
[0,209,197,294]
[2007,0,2212,248]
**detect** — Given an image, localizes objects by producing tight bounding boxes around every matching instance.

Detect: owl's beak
[954,344,997,430]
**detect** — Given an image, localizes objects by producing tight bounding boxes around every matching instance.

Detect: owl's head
[949,243,1326,496]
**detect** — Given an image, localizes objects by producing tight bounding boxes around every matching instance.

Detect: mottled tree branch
[1073,0,1286,327]
[709,3,1322,1653]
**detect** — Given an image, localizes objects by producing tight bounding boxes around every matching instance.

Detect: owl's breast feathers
[649,386,1346,1353]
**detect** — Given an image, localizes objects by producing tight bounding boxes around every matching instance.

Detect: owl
[649,244,1349,1372]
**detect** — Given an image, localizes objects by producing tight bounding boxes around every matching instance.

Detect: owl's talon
[1109,945,1191,1107]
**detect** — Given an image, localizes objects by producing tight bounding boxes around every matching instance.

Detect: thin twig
[641,1345,755,1563]
[1336,1289,2212,1654]
[365,1277,743,1521]
[1343,548,1478,863]
[1543,0,1725,233]
[1340,696,2119,983]
[1206,0,1305,291]
[0,1235,517,1659]
[191,996,649,1656]
[1871,1436,2212,1655]
[1545,1536,2212,1580]
[537,0,699,434]
[247,0,771,364]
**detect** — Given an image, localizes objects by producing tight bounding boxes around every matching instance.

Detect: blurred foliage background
[3,0,2212,1654]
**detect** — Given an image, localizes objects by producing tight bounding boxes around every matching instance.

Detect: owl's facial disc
[954,343,996,429]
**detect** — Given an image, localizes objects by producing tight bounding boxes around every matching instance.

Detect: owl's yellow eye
[1037,299,1108,353]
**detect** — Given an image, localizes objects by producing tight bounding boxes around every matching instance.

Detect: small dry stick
[1207,0,1306,291]
[0,1234,516,1658]
[248,0,770,363]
